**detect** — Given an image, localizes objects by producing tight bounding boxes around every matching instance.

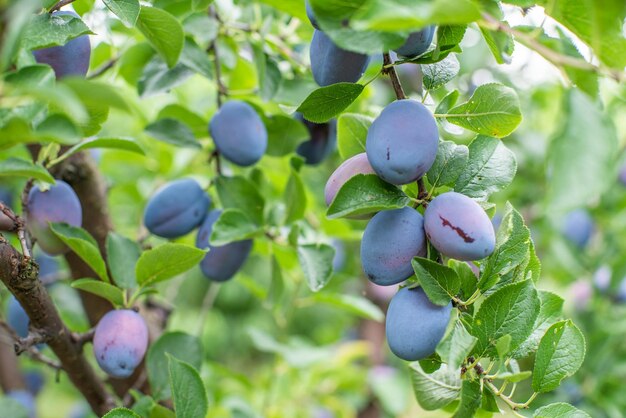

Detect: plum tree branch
[48,0,77,13]
[382,52,407,100]
[0,238,115,414]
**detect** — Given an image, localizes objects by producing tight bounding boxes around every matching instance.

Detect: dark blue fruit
[93,309,149,378]
[385,287,451,361]
[7,296,29,338]
[424,192,495,261]
[394,26,435,58]
[209,101,268,166]
[26,180,82,256]
[366,99,438,185]
[37,253,60,283]
[143,178,210,239]
[305,0,319,29]
[560,208,594,248]
[310,30,370,86]
[196,210,253,282]
[361,207,427,286]
[32,11,91,79]
[295,114,337,165]
[7,390,36,418]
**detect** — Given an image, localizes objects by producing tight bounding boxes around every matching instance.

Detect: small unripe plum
[361,207,426,286]
[385,287,451,361]
[196,210,253,282]
[331,239,346,272]
[93,309,149,379]
[324,153,376,206]
[393,26,435,58]
[560,208,593,248]
[7,296,29,338]
[424,192,495,261]
[366,100,438,185]
[36,253,60,284]
[143,178,210,239]
[32,11,91,79]
[295,114,337,165]
[310,30,370,86]
[7,390,36,418]
[593,265,611,292]
[26,180,82,256]
[209,100,268,166]
[305,0,319,29]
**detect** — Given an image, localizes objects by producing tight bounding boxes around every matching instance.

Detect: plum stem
[382,52,407,100]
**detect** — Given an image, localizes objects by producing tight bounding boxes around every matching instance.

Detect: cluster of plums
[323,106,495,361]
[306,0,435,86]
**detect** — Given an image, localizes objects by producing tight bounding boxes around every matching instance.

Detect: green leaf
[296,83,365,123]
[137,7,184,68]
[479,24,514,65]
[144,118,200,148]
[412,257,460,306]
[471,279,540,357]
[427,140,469,188]
[435,89,459,114]
[452,380,481,418]
[546,89,618,212]
[136,243,206,286]
[209,209,261,246]
[215,176,265,225]
[23,12,92,50]
[440,83,522,138]
[495,334,512,359]
[103,408,141,418]
[265,115,310,156]
[61,78,130,112]
[312,293,385,321]
[513,291,564,358]
[106,232,141,289]
[103,0,140,27]
[35,113,81,144]
[284,169,307,224]
[138,58,193,97]
[413,25,467,64]
[147,332,203,400]
[50,223,110,283]
[422,54,460,90]
[168,355,208,418]
[327,174,411,219]
[534,403,591,418]
[267,254,284,305]
[180,37,213,79]
[436,322,477,369]
[0,158,55,183]
[58,137,145,161]
[454,135,517,200]
[410,363,460,411]
[297,243,335,292]
[337,113,372,159]
[533,320,586,393]
[497,370,532,383]
[71,278,125,306]
[479,203,531,291]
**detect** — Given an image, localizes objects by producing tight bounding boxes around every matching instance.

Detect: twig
[0,202,31,259]
[71,328,95,349]
[382,53,407,100]
[196,283,221,336]
[48,0,77,13]
[0,320,61,370]
[87,56,119,79]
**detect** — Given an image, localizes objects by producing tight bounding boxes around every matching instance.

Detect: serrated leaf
[136,244,206,286]
[265,115,310,156]
[452,380,481,418]
[215,176,265,224]
[471,279,540,357]
[50,223,110,282]
[147,332,203,400]
[71,278,124,306]
[327,174,410,219]
[337,113,372,159]
[137,7,184,68]
[435,89,459,114]
[23,12,92,51]
[513,291,564,358]
[103,408,141,418]
[454,135,516,200]
[436,322,477,369]
[533,320,585,393]
[145,118,200,148]
[440,83,522,138]
[284,168,307,224]
[106,232,141,289]
[410,363,460,411]
[296,83,364,123]
[58,137,145,161]
[427,140,469,188]
[312,292,384,321]
[422,54,460,90]
[534,403,591,418]
[297,243,335,292]
[209,209,261,246]
[103,0,140,27]
[168,355,208,418]
[412,257,460,306]
[0,158,55,183]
